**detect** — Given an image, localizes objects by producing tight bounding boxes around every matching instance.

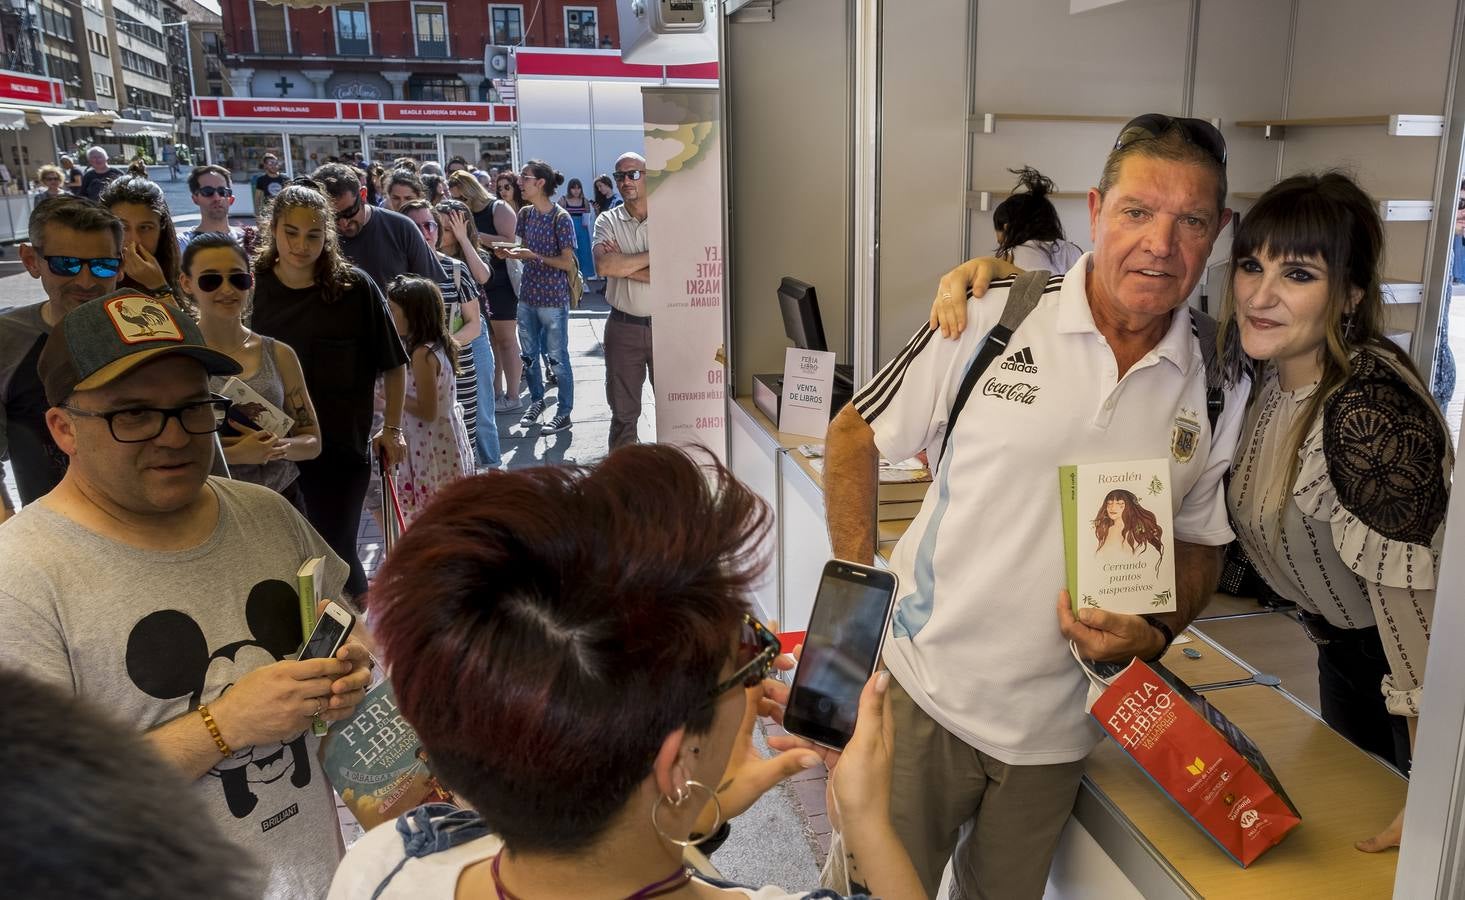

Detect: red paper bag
[1088,658,1301,867]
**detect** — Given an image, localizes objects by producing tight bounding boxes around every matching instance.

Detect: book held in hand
[322,680,456,830]
[217,375,295,436]
[1060,458,1176,614]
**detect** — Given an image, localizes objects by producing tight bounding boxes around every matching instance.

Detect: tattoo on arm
[288,387,314,428]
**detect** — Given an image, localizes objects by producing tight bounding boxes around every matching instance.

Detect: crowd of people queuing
[0,111,1459,900]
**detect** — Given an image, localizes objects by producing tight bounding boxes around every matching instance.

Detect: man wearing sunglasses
[0,290,373,899]
[593,152,654,450]
[177,165,257,260]
[824,114,1246,898]
[2,197,122,509]
[312,163,445,293]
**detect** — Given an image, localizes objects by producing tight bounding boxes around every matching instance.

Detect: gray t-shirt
[340,206,446,293]
[0,477,351,899]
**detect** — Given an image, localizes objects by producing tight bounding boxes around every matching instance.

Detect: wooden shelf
[1234,114,1443,139]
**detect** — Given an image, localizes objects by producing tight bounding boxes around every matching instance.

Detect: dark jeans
[1307,613,1413,774]
[295,455,372,598]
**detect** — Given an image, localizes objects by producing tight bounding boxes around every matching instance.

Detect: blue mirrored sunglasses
[44,255,121,278]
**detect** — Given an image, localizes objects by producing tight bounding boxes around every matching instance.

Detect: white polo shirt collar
[1054,253,1199,380]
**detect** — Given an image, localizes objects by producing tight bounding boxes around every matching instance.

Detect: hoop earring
[650,779,723,848]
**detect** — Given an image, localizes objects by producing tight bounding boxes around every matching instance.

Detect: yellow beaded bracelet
[198,704,232,758]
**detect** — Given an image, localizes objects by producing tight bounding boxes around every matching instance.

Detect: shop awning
[26,108,114,129]
[108,117,174,138]
[0,108,26,131]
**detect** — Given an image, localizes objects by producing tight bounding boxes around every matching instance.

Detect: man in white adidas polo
[822,116,1247,899]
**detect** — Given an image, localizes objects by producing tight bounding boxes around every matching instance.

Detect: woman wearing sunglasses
[99,162,182,307]
[327,445,923,900]
[34,165,65,200]
[180,232,320,507]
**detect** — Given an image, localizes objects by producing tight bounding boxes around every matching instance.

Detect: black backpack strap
[1190,308,1224,432]
[935,270,1052,468]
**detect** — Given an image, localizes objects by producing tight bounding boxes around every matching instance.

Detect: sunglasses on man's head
[195,272,253,292]
[612,170,645,182]
[43,255,121,278]
[194,186,233,198]
[1114,113,1227,167]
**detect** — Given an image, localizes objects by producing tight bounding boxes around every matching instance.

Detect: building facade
[218,0,620,103]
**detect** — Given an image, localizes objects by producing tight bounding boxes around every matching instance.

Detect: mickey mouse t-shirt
[0,477,351,899]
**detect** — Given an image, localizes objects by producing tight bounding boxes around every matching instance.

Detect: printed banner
[643,86,725,459]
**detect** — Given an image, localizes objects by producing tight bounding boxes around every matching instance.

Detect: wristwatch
[1141,614,1176,663]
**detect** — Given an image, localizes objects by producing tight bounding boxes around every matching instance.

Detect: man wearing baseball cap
[0,289,375,899]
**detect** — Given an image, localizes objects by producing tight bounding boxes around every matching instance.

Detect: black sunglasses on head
[1114,113,1227,167]
[195,272,253,292]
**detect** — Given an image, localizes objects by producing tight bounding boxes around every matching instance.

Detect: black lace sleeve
[1322,353,1450,545]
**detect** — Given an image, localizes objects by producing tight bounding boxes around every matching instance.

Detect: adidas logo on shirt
[1000,347,1038,374]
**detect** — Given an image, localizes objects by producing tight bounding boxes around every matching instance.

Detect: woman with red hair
[327,446,923,900]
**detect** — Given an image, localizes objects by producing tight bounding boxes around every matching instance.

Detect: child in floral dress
[386,276,474,524]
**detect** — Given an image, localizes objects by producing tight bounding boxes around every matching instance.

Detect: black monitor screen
[778,276,827,352]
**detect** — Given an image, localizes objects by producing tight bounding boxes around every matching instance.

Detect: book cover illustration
[1061,458,1176,614]
[322,680,456,830]
[218,375,295,436]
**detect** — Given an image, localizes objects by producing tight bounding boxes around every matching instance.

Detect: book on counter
[1059,458,1176,614]
[217,375,295,436]
[321,680,457,830]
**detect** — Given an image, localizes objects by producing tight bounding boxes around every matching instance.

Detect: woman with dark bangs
[99,161,182,305]
[1218,172,1451,852]
[1092,489,1164,571]
[327,446,925,900]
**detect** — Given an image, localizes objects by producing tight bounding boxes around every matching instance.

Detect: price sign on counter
[779,348,837,438]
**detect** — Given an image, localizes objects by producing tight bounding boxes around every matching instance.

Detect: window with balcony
[564,7,597,49]
[116,11,165,49]
[407,75,467,102]
[490,5,523,46]
[413,3,448,58]
[335,5,371,56]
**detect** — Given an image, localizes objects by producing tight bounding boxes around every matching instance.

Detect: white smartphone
[298,600,356,662]
[783,560,900,750]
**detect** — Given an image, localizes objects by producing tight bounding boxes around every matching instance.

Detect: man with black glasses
[177,165,255,257]
[0,291,373,899]
[1,197,121,505]
[824,115,1247,897]
[594,152,654,449]
[313,162,444,292]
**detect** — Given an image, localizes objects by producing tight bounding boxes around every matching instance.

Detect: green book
[1059,459,1176,615]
